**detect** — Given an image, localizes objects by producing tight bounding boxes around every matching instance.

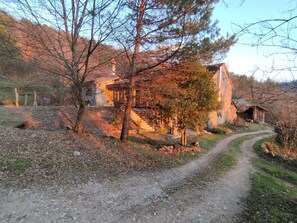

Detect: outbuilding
[233,99,267,123]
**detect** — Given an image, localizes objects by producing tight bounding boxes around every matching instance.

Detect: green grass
[128,132,253,172]
[242,172,297,222]
[127,133,227,168]
[170,133,228,166]
[233,122,272,133]
[183,136,252,185]
[254,138,297,172]
[253,159,297,186]
[240,140,297,222]
[0,155,32,173]
[164,135,255,197]
[198,134,226,151]
[0,106,26,126]
[0,81,15,105]
[203,136,251,176]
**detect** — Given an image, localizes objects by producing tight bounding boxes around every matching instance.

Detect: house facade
[83,60,118,107]
[207,63,237,128]
[90,62,237,131]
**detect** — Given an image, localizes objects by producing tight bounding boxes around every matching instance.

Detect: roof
[233,99,268,112]
[106,62,234,90]
[206,63,225,72]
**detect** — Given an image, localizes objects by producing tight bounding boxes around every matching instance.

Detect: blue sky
[213,0,296,81]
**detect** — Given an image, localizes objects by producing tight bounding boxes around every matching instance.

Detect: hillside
[280,80,297,93]
[0,11,123,105]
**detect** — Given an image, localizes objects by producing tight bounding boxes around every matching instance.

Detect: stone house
[90,62,237,132]
[207,63,237,128]
[83,60,118,107]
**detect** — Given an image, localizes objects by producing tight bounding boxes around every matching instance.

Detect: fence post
[15,88,19,107]
[33,90,37,107]
[24,93,28,106]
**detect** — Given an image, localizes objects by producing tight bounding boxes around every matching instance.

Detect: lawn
[240,139,297,222]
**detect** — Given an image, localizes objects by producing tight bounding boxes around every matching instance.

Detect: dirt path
[0,131,272,223]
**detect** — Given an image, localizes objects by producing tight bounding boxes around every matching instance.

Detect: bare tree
[1,0,124,133]
[236,4,297,152]
[237,6,297,82]
[269,92,297,153]
[116,0,235,142]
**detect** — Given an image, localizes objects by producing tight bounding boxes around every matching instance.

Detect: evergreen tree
[155,61,219,146]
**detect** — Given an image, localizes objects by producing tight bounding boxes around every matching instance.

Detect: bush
[109,117,121,125]
[155,127,168,134]
[234,117,247,127]
[207,127,227,135]
[274,125,297,153]
[261,140,281,157]
[2,99,14,106]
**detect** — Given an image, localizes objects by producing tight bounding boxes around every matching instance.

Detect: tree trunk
[24,93,27,106]
[74,85,85,134]
[120,76,136,142]
[14,88,19,107]
[120,0,145,142]
[181,128,187,146]
[75,102,85,134]
[33,90,37,106]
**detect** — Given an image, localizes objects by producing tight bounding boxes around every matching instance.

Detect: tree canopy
[154,61,219,145]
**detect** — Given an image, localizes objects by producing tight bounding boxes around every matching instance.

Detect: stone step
[131,110,154,132]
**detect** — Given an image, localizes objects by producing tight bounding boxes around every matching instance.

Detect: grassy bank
[240,140,297,222]
[198,135,252,180]
[127,133,227,168]
[175,135,253,188]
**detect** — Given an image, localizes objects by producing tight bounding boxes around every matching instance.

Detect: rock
[73,151,81,156]
[66,126,74,130]
[203,130,212,134]
[226,129,233,134]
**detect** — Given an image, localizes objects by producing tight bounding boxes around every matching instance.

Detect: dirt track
[0,130,272,223]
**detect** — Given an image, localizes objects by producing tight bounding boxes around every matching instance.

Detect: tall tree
[1,0,124,133]
[117,0,235,142]
[154,61,219,146]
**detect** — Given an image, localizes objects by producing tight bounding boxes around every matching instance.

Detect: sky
[212,0,297,82]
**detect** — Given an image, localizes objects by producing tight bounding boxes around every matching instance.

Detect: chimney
[111,59,116,76]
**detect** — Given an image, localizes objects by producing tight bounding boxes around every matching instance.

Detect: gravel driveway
[0,130,272,223]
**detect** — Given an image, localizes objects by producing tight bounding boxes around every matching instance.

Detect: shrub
[2,99,14,106]
[207,127,227,135]
[261,140,281,157]
[234,117,247,127]
[109,117,121,125]
[275,125,297,153]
